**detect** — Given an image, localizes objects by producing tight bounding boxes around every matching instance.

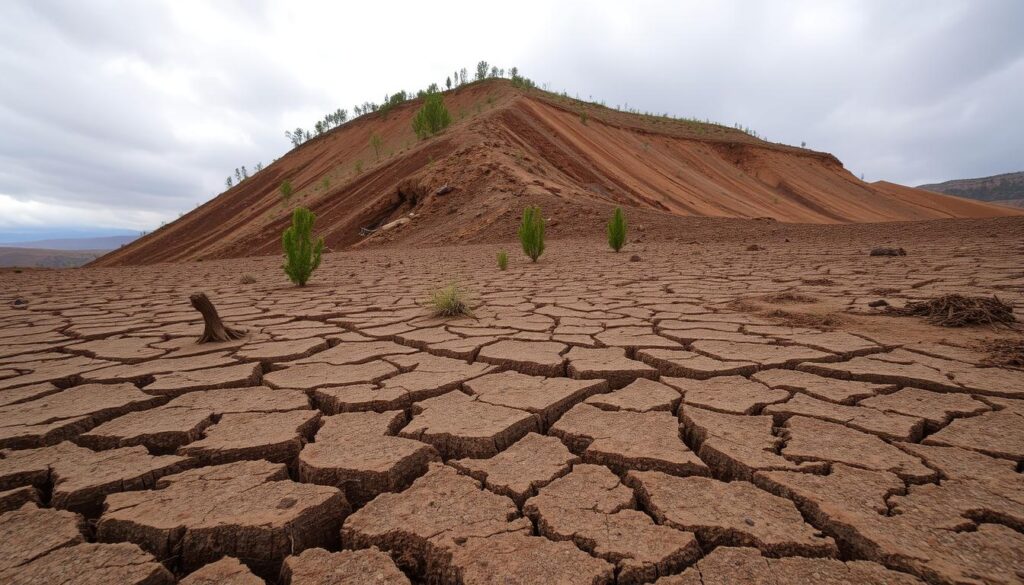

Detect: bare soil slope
[94,80,1019,266]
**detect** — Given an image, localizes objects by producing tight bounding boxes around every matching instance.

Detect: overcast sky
[1,0,1022,236]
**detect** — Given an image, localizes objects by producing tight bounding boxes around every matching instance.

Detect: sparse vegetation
[580,110,588,125]
[282,207,324,287]
[321,177,330,190]
[497,249,509,270]
[370,133,383,161]
[607,207,627,252]
[518,206,546,262]
[355,160,363,174]
[428,283,472,317]
[280,180,293,201]
[412,93,452,140]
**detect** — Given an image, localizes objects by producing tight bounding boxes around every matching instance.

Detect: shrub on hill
[282,207,323,287]
[412,94,452,140]
[518,206,546,262]
[370,134,383,161]
[497,249,509,270]
[607,207,627,252]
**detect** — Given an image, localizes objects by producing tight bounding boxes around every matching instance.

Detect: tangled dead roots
[890,294,1016,328]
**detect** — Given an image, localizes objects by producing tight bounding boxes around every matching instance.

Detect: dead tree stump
[189,292,247,343]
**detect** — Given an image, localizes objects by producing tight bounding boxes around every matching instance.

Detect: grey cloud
[0,0,1022,232]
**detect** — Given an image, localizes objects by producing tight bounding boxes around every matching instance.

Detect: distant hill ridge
[919,171,1024,207]
[3,235,137,251]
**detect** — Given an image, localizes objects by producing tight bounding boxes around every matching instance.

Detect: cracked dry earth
[1,232,1023,585]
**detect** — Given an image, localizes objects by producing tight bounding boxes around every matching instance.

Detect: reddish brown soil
[91,79,1019,267]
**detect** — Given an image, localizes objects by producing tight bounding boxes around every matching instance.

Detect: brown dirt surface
[0,215,1022,582]
[449,432,579,506]
[0,504,85,575]
[0,442,191,515]
[179,556,262,585]
[280,546,410,585]
[662,546,924,584]
[97,460,348,575]
[627,470,837,557]
[4,541,175,585]
[297,410,438,506]
[524,463,700,584]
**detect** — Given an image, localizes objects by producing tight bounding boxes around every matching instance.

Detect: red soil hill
[93,79,1020,266]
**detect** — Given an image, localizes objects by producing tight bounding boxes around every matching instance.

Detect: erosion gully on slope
[0,229,1022,584]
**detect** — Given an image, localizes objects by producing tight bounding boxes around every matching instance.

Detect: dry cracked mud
[0,230,1022,583]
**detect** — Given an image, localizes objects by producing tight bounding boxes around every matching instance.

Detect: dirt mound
[92,79,1021,267]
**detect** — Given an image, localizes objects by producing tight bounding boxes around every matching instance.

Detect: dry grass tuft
[240,274,257,284]
[428,283,473,318]
[889,294,1016,328]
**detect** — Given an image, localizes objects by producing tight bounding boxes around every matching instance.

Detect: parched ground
[1,219,1023,584]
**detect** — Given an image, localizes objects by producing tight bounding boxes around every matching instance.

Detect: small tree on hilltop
[518,205,546,262]
[607,207,627,252]
[282,207,324,287]
[412,93,452,140]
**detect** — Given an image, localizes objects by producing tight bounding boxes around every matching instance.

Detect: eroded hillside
[93,79,1019,266]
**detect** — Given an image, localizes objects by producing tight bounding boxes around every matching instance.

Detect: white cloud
[0,194,162,231]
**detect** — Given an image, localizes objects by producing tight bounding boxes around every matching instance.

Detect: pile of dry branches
[889,294,1016,328]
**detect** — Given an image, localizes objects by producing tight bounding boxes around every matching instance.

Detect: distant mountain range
[0,234,137,268]
[0,247,109,269]
[1,235,137,251]
[918,171,1024,208]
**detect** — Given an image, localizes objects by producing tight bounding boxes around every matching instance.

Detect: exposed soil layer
[1,217,1023,583]
[91,79,1020,267]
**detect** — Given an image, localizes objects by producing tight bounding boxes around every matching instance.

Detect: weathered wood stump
[189,292,247,343]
